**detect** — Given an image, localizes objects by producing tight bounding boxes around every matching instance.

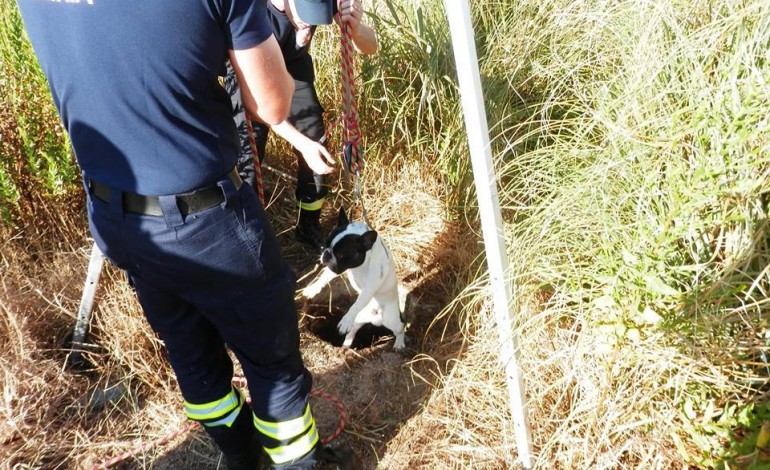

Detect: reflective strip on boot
[184,387,245,428]
[297,199,324,211]
[254,403,320,464]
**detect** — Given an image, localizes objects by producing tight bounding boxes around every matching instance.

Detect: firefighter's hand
[296,139,336,175]
[271,121,335,174]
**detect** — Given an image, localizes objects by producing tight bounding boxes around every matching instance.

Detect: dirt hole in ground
[305,301,395,350]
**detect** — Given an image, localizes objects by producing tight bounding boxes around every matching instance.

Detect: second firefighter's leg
[295,166,326,252]
[289,81,328,252]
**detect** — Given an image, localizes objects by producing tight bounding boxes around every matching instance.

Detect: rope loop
[343,141,363,175]
[339,20,364,178]
[338,18,372,229]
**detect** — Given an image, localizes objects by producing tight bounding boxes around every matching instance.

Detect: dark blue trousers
[85,173,315,464]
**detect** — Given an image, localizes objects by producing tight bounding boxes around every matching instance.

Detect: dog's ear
[337,206,349,227]
[360,230,378,251]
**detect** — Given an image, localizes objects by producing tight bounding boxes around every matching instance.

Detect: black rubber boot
[226,448,270,470]
[313,445,361,470]
[295,207,324,253]
[203,401,268,470]
[263,444,359,470]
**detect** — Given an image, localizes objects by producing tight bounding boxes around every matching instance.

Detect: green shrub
[0,0,77,223]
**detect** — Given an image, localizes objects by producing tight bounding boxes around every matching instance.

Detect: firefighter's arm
[228,36,295,126]
[271,121,336,175]
[335,0,377,55]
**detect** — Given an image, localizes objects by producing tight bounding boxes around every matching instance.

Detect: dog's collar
[329,221,370,248]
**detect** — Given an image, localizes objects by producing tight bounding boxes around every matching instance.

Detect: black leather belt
[89,169,243,216]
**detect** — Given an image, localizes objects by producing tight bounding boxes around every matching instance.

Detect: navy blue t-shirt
[17,0,273,195]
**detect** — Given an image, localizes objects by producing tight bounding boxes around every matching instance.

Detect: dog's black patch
[326,232,377,274]
[323,206,351,248]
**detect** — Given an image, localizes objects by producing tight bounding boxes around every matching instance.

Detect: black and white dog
[302,207,406,350]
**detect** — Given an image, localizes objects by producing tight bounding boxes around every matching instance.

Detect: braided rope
[339,21,363,176]
[339,20,372,228]
[309,389,349,443]
[90,380,348,469]
[244,113,265,206]
[91,422,199,470]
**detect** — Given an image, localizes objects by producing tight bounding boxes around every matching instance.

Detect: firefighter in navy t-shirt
[226,0,378,251]
[15,0,355,468]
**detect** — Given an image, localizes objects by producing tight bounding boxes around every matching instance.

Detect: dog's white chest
[345,242,397,295]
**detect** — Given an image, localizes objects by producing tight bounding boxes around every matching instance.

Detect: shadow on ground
[67,168,470,470]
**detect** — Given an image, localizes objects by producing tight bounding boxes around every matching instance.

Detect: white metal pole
[67,241,105,368]
[443,1,534,467]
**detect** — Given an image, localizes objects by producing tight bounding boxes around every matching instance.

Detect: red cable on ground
[90,381,347,470]
[309,389,349,444]
[91,422,199,470]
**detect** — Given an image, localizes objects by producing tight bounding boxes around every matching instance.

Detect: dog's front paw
[302,281,324,299]
[337,314,354,335]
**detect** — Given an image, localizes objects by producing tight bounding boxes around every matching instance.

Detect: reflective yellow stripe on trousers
[254,403,319,464]
[184,387,243,428]
[297,199,324,211]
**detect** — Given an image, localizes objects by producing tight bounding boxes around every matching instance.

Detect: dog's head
[321,207,378,274]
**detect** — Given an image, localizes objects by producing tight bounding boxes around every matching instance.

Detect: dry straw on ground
[1,152,504,469]
[7,0,768,468]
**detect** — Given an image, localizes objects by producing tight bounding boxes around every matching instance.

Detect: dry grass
[0,144,486,469]
[5,0,769,468]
